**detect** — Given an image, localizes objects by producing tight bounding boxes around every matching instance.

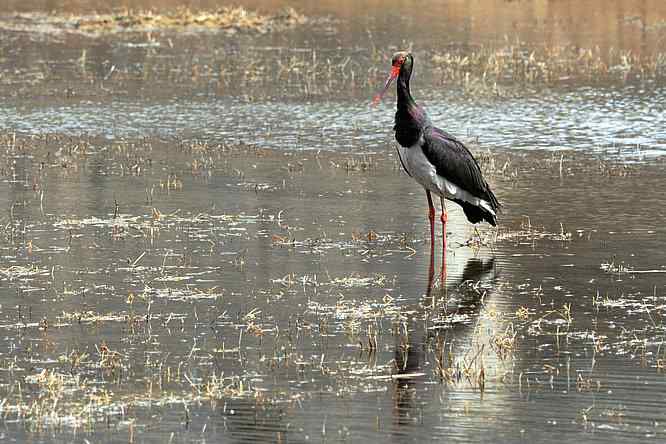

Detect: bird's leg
[425,239,435,302]
[426,190,436,250]
[440,197,448,284]
[426,191,436,284]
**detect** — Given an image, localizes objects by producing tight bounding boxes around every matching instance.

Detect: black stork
[373,51,500,283]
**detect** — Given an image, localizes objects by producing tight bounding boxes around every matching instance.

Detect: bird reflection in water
[392,254,497,427]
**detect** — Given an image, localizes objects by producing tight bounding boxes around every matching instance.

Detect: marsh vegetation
[1,1,666,442]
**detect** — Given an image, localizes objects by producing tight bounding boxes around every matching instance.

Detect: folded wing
[421,126,500,224]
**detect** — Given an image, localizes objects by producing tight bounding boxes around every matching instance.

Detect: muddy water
[2,1,666,443]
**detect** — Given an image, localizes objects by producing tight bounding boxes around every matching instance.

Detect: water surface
[1,1,666,443]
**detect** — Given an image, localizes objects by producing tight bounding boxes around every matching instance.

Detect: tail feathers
[454,199,497,227]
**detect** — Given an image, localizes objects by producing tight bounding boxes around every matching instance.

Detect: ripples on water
[2,2,666,443]
[2,137,666,443]
[2,85,665,159]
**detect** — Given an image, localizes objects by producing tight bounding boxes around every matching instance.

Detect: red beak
[372,64,401,106]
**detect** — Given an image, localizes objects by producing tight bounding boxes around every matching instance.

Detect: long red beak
[372,65,401,106]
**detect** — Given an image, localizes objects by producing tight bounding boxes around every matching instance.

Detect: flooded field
[1,1,666,443]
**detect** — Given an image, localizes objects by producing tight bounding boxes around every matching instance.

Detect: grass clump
[431,43,666,89]
[74,6,307,34]
[3,6,308,35]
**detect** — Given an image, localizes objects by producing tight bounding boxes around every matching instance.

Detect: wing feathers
[421,127,500,212]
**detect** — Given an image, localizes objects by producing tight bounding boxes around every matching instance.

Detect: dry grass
[497,216,572,243]
[1,6,308,35]
[430,43,666,90]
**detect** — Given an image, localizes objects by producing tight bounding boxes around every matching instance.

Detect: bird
[373,51,500,282]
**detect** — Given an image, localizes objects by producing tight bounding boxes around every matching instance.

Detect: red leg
[440,198,448,284]
[426,191,436,250]
[426,244,435,299]
[426,191,436,285]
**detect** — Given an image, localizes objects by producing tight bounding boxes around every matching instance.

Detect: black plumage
[373,50,500,282]
[420,127,500,225]
[387,51,500,226]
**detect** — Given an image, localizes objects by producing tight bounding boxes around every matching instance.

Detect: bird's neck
[395,74,427,129]
[394,76,427,147]
[396,75,416,110]
[396,72,426,125]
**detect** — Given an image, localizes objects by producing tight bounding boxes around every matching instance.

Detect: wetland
[1,1,666,443]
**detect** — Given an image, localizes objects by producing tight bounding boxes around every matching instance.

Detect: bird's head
[372,51,412,105]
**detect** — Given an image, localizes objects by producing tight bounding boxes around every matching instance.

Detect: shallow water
[1,85,665,158]
[7,0,666,54]
[1,4,665,159]
[2,1,666,443]
[2,138,666,443]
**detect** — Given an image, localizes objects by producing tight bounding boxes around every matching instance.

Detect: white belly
[396,144,495,215]
[397,144,455,197]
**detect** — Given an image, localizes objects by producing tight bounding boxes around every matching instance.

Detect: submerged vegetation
[1,130,664,438]
[2,0,666,440]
